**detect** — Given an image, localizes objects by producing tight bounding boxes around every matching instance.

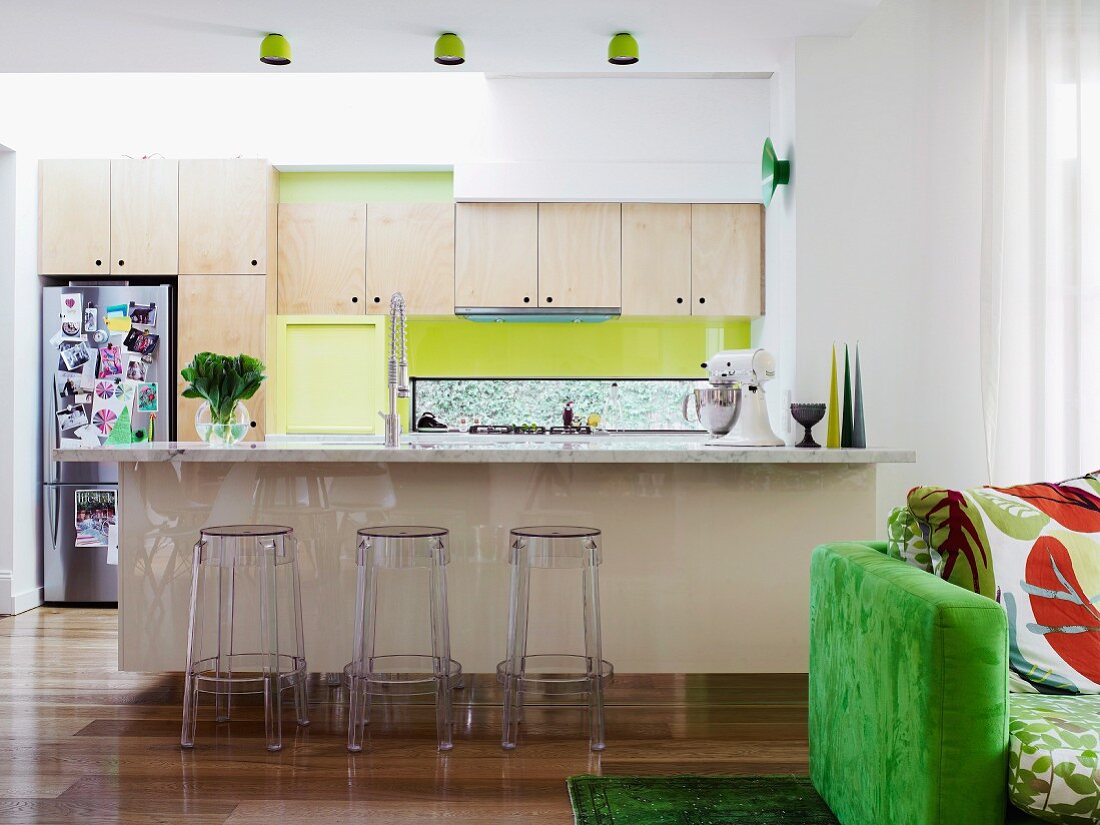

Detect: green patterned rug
[568,775,839,825]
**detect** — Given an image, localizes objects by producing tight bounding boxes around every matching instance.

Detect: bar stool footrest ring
[342,654,463,696]
[496,654,613,695]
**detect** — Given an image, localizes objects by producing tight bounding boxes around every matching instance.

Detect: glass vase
[194,401,250,445]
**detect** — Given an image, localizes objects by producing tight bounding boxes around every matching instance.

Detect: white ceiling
[0,0,880,74]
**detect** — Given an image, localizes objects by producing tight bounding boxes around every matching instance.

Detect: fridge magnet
[56,405,90,433]
[123,328,160,356]
[92,329,109,344]
[137,382,158,412]
[105,303,127,320]
[126,356,147,382]
[97,343,123,378]
[75,489,116,548]
[59,340,91,371]
[127,301,157,326]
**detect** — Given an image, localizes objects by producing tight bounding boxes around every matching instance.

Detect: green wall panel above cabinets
[405,317,751,378]
[278,171,454,203]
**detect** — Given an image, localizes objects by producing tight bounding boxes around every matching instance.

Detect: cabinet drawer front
[39,159,111,275]
[110,159,179,275]
[278,202,366,314]
[455,202,538,309]
[690,203,763,317]
[537,203,621,309]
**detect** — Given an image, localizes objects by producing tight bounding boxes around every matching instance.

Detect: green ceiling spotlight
[434,33,465,66]
[761,137,791,206]
[260,33,292,66]
[608,32,639,65]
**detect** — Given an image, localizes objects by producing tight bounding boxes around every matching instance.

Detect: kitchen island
[56,437,914,674]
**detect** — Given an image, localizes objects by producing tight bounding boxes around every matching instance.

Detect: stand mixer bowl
[682,385,743,437]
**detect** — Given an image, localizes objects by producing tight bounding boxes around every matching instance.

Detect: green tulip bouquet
[181,352,266,443]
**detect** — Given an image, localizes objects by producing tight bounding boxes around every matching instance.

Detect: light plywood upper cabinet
[178,159,274,275]
[455,202,538,309]
[621,203,691,316]
[537,203,621,309]
[39,160,111,275]
[690,203,764,317]
[278,203,366,315]
[366,203,455,315]
[110,159,178,275]
[177,274,269,441]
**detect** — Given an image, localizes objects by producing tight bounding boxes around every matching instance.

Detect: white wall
[792,0,989,529]
[0,145,17,614]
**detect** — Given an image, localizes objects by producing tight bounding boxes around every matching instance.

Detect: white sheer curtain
[981,0,1100,483]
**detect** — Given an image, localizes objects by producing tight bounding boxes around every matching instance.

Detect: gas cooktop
[467,424,594,436]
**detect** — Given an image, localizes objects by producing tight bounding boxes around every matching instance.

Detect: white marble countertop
[54,433,915,464]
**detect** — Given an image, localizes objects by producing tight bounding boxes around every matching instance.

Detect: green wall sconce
[434,33,465,66]
[608,33,639,65]
[260,33,292,66]
[761,137,791,206]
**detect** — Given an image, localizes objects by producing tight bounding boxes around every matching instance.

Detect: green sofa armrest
[810,542,1009,825]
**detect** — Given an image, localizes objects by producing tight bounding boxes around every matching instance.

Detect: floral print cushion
[1010,693,1100,824]
[908,475,1100,694]
[886,506,932,572]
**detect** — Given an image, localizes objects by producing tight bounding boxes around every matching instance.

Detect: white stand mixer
[701,348,784,447]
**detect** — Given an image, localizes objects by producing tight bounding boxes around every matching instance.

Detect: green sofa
[809,541,1046,825]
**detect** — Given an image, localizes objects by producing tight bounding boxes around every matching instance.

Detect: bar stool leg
[214,565,235,723]
[259,539,283,752]
[429,539,453,751]
[502,539,531,750]
[290,545,310,727]
[348,542,378,752]
[583,539,606,752]
[181,540,205,749]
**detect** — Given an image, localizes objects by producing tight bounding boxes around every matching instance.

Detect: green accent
[907,486,997,598]
[810,542,1013,825]
[568,775,837,825]
[826,344,840,448]
[608,32,639,65]
[433,32,465,65]
[180,352,266,428]
[260,33,292,66]
[103,405,133,446]
[841,344,853,448]
[1010,694,1100,823]
[762,137,791,206]
[279,172,454,203]
[275,316,386,434]
[406,316,750,378]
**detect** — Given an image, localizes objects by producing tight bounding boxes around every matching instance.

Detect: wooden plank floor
[0,607,809,824]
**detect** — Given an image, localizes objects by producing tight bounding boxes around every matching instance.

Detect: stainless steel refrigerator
[42,283,173,603]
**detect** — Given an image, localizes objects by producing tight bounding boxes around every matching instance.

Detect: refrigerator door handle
[47,485,61,550]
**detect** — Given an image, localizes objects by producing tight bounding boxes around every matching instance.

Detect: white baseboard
[0,572,43,616]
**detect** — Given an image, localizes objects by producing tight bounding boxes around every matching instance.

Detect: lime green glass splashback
[406,317,750,378]
[279,172,454,203]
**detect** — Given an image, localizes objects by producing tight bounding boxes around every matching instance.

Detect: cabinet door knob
[95,260,102,267]
[676,297,683,304]
[373,296,381,303]
[117,259,124,267]
[698,297,706,304]
[523,296,530,303]
[250,420,257,428]
[545,296,554,303]
[250,259,258,266]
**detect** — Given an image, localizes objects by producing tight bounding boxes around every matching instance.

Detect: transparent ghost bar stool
[499,526,613,752]
[180,525,309,752]
[345,526,462,752]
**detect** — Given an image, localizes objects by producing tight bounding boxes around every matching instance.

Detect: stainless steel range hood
[455,306,621,323]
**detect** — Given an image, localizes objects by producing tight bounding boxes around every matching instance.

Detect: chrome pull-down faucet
[380,292,408,448]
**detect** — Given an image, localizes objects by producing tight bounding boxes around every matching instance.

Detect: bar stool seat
[346,526,459,752]
[499,525,612,751]
[181,524,309,752]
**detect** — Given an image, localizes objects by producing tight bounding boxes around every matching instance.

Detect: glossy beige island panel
[118,459,877,674]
